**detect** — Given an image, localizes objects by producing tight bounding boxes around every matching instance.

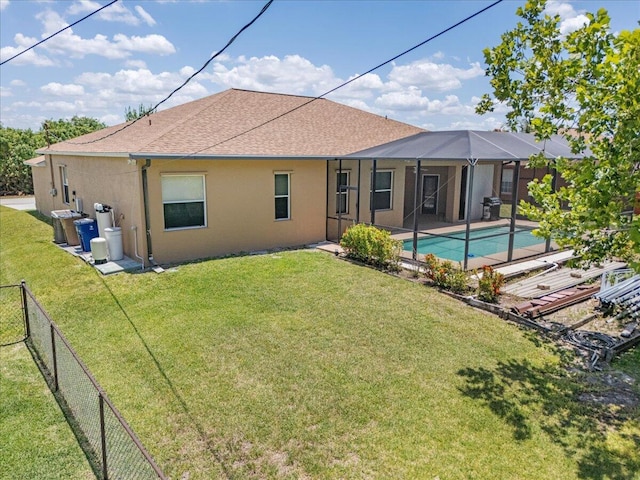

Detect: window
[60,165,69,204]
[336,171,349,214]
[274,173,290,220]
[161,174,206,230]
[501,169,514,194]
[371,170,393,210]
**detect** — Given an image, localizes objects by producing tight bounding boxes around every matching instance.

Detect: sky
[1,0,638,132]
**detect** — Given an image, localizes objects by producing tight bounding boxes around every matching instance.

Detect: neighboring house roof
[23,155,46,167]
[348,130,585,161]
[38,89,424,158]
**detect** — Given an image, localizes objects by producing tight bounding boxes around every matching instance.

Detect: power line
[70,0,274,145]
[172,0,505,157]
[0,0,120,66]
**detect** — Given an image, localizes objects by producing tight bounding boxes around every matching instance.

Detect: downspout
[141,159,154,264]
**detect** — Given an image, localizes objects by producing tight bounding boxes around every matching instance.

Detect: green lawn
[1,206,639,479]
[0,341,94,479]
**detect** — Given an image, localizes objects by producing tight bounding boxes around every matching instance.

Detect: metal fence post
[99,393,109,480]
[50,324,59,392]
[20,280,30,338]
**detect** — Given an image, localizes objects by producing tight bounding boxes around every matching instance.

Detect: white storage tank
[90,237,108,265]
[104,227,123,261]
[94,203,113,238]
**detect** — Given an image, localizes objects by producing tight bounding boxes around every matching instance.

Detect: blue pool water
[403,226,545,262]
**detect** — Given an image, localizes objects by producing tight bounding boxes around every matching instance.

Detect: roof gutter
[35,150,130,158]
[128,153,339,161]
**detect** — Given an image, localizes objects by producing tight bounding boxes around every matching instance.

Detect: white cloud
[75,68,208,110]
[41,82,85,96]
[68,0,141,25]
[0,87,12,97]
[0,0,9,11]
[10,79,26,87]
[388,59,484,92]
[112,34,175,56]
[26,10,175,61]
[544,1,589,34]
[211,54,337,95]
[135,5,156,27]
[0,43,55,67]
[448,116,505,131]
[125,59,147,69]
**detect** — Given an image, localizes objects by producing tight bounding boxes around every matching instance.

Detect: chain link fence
[3,282,165,480]
[0,284,26,346]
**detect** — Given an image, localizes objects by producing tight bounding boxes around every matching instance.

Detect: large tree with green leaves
[0,116,105,196]
[477,0,640,270]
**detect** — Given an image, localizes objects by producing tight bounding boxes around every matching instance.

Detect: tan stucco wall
[326,159,406,240]
[31,159,55,216]
[145,159,327,264]
[31,153,144,258]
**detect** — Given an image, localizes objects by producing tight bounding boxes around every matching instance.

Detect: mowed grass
[1,206,639,479]
[0,342,94,479]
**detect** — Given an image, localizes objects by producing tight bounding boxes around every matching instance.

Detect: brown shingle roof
[39,89,424,158]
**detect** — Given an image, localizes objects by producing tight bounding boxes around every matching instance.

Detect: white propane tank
[90,237,108,265]
[104,227,123,261]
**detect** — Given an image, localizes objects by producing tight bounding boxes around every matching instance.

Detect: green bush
[423,253,470,294]
[476,265,505,303]
[340,223,402,271]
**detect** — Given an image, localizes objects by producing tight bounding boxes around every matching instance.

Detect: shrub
[476,265,505,303]
[423,253,470,294]
[340,224,402,271]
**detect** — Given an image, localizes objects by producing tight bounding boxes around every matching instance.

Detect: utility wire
[66,0,500,152]
[0,0,120,66]
[69,0,274,145]
[172,0,504,157]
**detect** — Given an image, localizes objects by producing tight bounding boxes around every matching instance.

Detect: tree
[477,0,640,270]
[0,125,42,195]
[124,103,155,122]
[43,116,106,145]
[0,117,106,196]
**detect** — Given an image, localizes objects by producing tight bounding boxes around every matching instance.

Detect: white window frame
[60,165,70,204]
[161,174,207,231]
[501,168,514,194]
[371,169,393,211]
[336,170,350,214]
[274,172,291,221]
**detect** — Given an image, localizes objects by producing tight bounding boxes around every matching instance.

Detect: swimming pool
[402,226,545,262]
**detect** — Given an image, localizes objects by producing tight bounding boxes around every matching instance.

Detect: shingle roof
[39,89,424,158]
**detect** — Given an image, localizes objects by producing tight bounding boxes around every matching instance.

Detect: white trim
[274,172,291,221]
[370,169,393,211]
[161,174,207,230]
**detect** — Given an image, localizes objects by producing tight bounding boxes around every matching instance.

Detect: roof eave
[128,153,341,161]
[36,149,130,158]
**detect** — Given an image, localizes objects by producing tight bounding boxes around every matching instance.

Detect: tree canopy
[477,0,640,270]
[0,116,106,196]
[124,103,155,122]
